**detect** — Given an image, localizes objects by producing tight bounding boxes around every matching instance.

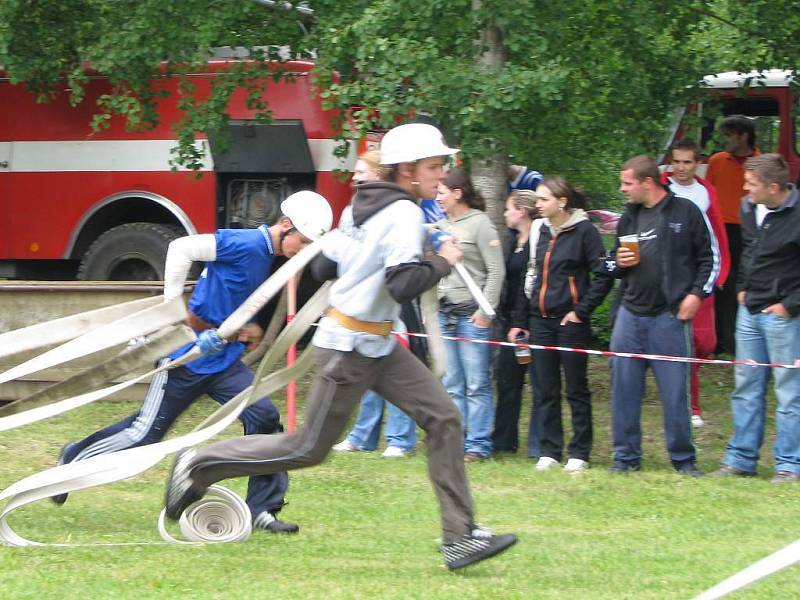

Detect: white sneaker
[381,446,409,458]
[564,458,589,473]
[535,456,560,471]
[691,415,705,428]
[332,440,359,452]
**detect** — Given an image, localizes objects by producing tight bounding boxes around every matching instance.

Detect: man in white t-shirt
[661,138,730,427]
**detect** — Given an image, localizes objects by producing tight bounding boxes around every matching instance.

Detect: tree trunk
[471,1,508,238]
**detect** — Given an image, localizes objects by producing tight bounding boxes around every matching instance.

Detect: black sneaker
[51,442,77,506]
[253,511,300,534]
[673,461,703,478]
[442,526,518,570]
[165,449,205,521]
[609,460,641,474]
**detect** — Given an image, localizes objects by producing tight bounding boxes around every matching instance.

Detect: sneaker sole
[164,451,203,521]
[447,534,518,570]
[51,442,76,506]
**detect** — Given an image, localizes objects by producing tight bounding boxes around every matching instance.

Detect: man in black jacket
[714,153,800,483]
[609,155,714,476]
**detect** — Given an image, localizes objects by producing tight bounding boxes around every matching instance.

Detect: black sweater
[738,184,800,316]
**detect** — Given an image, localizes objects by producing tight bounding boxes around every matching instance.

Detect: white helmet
[280,191,333,241]
[379,123,460,165]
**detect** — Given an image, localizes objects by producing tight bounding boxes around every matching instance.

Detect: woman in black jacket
[509,176,612,472]
[492,190,542,457]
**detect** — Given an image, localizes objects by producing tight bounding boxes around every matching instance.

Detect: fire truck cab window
[226,178,287,229]
[698,96,780,155]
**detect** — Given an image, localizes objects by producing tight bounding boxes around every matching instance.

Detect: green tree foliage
[310,0,735,205]
[1,0,796,202]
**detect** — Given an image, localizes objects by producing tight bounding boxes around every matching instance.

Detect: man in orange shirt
[706,115,759,354]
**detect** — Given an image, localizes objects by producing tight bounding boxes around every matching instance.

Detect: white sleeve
[162,234,217,301]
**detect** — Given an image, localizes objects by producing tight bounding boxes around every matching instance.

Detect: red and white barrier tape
[395,330,800,370]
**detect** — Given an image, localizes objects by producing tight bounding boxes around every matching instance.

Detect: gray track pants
[186,344,475,543]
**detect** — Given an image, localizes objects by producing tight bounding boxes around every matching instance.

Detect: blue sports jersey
[420,199,446,224]
[170,225,276,374]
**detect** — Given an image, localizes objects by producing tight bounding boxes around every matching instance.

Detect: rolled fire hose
[0,246,328,546]
[157,484,252,544]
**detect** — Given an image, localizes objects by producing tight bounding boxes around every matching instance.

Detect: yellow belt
[327,307,393,337]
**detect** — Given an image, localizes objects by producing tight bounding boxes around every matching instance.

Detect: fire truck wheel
[78,222,184,281]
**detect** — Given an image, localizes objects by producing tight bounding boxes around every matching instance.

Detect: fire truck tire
[78,222,185,281]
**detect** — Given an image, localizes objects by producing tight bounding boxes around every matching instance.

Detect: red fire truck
[0,60,355,280]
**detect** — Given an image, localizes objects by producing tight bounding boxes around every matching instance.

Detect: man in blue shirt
[52,191,332,533]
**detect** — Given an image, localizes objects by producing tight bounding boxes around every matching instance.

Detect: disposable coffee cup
[618,234,640,265]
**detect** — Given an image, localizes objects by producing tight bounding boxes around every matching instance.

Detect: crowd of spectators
[332,116,799,483]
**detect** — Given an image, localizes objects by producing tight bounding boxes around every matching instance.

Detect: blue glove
[428,229,452,252]
[196,329,226,356]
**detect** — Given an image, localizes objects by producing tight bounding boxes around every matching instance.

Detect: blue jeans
[610,306,695,465]
[724,306,800,475]
[345,389,417,451]
[440,313,494,457]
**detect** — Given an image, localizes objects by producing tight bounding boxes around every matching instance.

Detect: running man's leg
[185,348,374,490]
[372,344,474,544]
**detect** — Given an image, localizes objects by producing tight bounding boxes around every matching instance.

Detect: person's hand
[560,311,583,326]
[762,303,790,318]
[238,323,264,352]
[507,327,529,343]
[737,291,746,305]
[615,247,638,268]
[471,313,491,329]
[677,294,702,321]
[437,239,463,266]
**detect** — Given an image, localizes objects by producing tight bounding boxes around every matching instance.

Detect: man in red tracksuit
[661,138,730,427]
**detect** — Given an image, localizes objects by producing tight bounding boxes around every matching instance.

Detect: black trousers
[715,223,742,354]
[492,318,542,457]
[529,316,593,462]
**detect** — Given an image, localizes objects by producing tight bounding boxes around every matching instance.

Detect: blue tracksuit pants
[64,359,288,515]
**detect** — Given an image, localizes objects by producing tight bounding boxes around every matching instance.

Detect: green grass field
[0,359,797,599]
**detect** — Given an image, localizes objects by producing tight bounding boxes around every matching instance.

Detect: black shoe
[442,526,518,570]
[609,460,641,474]
[165,449,205,521]
[673,461,703,478]
[51,442,77,506]
[253,511,300,534]
[710,465,756,478]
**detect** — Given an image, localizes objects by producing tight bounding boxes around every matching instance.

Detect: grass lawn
[0,357,797,599]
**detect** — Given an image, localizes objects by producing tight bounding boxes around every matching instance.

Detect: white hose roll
[157,485,252,544]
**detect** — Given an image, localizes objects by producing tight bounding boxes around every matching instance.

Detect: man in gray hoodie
[164,123,518,570]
